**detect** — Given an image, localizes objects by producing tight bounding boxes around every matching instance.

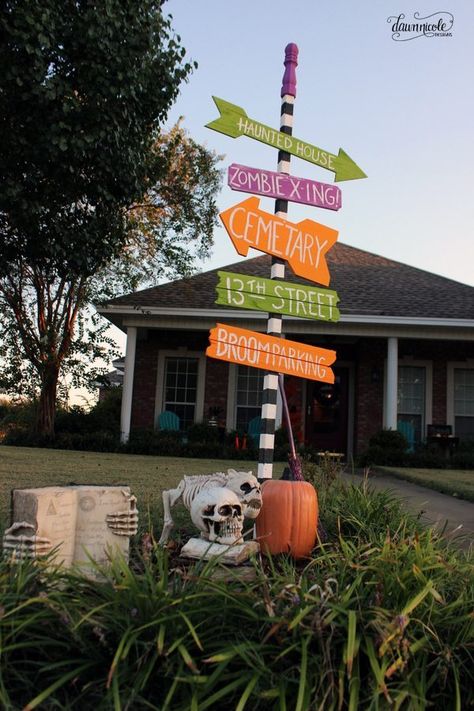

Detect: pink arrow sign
[228,163,342,211]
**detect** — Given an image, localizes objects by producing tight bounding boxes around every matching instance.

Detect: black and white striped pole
[257,43,298,481]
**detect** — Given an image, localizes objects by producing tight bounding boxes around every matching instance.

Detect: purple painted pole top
[281,43,298,98]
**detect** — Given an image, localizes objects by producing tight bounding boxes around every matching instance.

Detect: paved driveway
[342,469,474,551]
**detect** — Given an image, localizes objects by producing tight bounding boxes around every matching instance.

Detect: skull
[190,487,244,545]
[225,470,262,520]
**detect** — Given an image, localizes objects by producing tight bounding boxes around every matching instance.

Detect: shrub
[87,387,122,434]
[0,490,472,710]
[186,422,220,443]
[55,405,92,434]
[406,448,448,469]
[124,429,183,456]
[54,431,119,452]
[357,428,409,466]
[1,425,54,449]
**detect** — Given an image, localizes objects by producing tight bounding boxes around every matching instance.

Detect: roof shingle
[103,243,474,320]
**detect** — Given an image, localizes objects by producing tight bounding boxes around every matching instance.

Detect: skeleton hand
[106,494,139,536]
[3,522,52,560]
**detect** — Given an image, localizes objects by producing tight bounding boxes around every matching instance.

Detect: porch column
[120,326,137,443]
[385,336,398,430]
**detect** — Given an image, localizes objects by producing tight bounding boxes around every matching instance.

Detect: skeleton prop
[190,487,244,545]
[2,522,52,561]
[158,469,262,545]
[106,493,139,536]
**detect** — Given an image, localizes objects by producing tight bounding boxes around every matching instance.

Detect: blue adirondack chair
[158,411,180,432]
[397,420,415,452]
[247,416,262,447]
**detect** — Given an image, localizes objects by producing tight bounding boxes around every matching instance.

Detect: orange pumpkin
[255,480,318,558]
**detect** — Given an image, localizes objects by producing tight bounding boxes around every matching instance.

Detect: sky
[105,0,473,361]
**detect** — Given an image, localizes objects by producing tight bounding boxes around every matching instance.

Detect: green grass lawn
[376,465,474,502]
[0,446,285,535]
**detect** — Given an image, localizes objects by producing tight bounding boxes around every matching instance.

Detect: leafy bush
[1,425,54,449]
[54,431,120,452]
[54,405,93,434]
[125,429,183,456]
[357,428,409,466]
[186,421,220,443]
[406,448,448,469]
[450,439,474,469]
[88,388,122,434]
[0,483,472,710]
[0,400,37,430]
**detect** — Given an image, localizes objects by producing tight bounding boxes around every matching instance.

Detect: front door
[305,367,349,455]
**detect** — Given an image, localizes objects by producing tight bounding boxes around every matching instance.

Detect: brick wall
[203,359,229,426]
[130,332,158,429]
[354,339,386,452]
[129,328,474,450]
[354,338,474,452]
[130,329,221,430]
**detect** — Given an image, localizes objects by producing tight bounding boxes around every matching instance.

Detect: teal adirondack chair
[397,420,415,452]
[247,416,262,447]
[158,411,180,432]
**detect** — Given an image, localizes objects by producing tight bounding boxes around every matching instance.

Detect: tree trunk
[36,365,59,437]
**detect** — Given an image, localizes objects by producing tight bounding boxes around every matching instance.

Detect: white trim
[385,337,398,430]
[226,364,238,430]
[154,349,206,428]
[120,327,137,443]
[397,359,433,438]
[97,305,474,330]
[226,363,267,432]
[446,359,474,434]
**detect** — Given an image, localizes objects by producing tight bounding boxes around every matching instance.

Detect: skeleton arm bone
[3,522,52,559]
[106,494,139,536]
[158,483,185,545]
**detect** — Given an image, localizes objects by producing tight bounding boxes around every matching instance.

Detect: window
[453,368,474,440]
[398,366,425,443]
[235,365,264,432]
[163,357,198,430]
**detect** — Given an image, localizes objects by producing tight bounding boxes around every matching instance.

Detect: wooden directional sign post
[216,271,340,322]
[207,97,367,182]
[207,324,336,383]
[205,43,365,480]
[228,163,342,211]
[219,196,338,286]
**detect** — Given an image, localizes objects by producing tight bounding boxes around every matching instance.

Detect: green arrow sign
[215,271,340,322]
[206,98,367,182]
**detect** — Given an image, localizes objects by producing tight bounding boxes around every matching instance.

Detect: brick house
[98,243,474,458]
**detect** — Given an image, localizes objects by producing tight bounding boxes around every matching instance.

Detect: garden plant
[0,468,472,710]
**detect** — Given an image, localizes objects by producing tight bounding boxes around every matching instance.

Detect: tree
[0,1,222,436]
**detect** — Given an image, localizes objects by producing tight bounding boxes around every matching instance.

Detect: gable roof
[102,242,474,321]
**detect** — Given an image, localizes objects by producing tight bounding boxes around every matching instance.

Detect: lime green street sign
[206,98,367,182]
[215,271,340,322]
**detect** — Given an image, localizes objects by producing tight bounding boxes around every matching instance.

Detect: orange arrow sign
[207,323,336,383]
[219,196,338,286]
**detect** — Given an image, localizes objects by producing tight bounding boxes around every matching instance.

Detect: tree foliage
[0,1,222,434]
